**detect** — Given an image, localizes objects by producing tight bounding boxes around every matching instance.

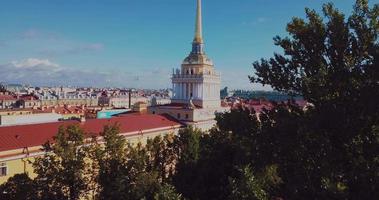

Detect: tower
[171,0,221,109]
[148,0,226,131]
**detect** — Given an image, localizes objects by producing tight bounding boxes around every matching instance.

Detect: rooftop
[0,113,183,152]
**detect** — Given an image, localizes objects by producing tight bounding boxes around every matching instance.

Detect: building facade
[0,114,183,183]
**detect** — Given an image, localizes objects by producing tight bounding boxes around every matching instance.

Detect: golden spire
[193,0,203,44]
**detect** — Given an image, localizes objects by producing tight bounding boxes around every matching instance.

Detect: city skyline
[0,0,357,89]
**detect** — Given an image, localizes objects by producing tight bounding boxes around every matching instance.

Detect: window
[177,113,181,119]
[0,163,7,177]
[185,114,189,119]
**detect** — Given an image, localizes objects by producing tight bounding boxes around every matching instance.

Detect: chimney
[128,90,132,109]
[80,116,86,123]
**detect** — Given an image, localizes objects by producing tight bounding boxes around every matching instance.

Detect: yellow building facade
[0,114,183,184]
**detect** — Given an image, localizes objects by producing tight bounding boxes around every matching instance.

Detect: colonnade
[173,82,220,101]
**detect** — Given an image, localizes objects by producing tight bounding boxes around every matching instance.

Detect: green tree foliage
[172,127,202,198]
[1,1,377,200]
[173,115,273,200]
[0,173,36,200]
[92,124,179,200]
[32,125,90,200]
[249,0,379,199]
[228,165,268,200]
[145,134,177,182]
[92,124,129,199]
[154,183,183,200]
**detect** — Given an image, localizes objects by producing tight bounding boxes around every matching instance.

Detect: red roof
[20,95,39,101]
[0,95,17,101]
[0,114,183,152]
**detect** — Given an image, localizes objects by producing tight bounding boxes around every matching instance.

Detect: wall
[0,113,62,126]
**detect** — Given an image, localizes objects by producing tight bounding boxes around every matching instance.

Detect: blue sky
[0,0,369,89]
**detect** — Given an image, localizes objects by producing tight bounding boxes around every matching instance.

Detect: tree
[228,165,268,200]
[145,133,177,182]
[92,124,180,200]
[250,0,379,199]
[154,183,183,200]
[173,120,269,200]
[0,173,36,200]
[33,125,89,200]
[172,127,202,199]
[93,124,130,200]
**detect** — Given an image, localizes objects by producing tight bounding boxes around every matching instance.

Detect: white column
[199,84,202,99]
[180,83,183,99]
[209,83,212,100]
[192,83,196,99]
[177,83,180,99]
[172,83,176,99]
[179,83,182,99]
[212,84,215,100]
[183,83,186,100]
[203,83,208,99]
[199,83,203,99]
[196,83,199,99]
[194,83,199,99]
[190,83,192,98]
[174,83,177,99]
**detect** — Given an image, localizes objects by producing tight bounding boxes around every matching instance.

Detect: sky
[0,0,370,90]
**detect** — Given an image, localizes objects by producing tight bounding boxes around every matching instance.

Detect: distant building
[42,105,86,120]
[99,93,149,109]
[0,95,17,109]
[18,94,41,109]
[0,112,62,126]
[151,96,171,106]
[40,97,98,107]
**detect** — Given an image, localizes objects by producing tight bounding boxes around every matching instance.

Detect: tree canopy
[0,1,378,200]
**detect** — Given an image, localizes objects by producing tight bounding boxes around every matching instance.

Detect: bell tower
[171,0,221,109]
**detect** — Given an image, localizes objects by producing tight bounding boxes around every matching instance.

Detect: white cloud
[11,58,59,69]
[257,17,267,23]
[39,43,105,56]
[19,29,60,40]
[0,58,170,88]
[15,29,104,56]
[242,17,270,26]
